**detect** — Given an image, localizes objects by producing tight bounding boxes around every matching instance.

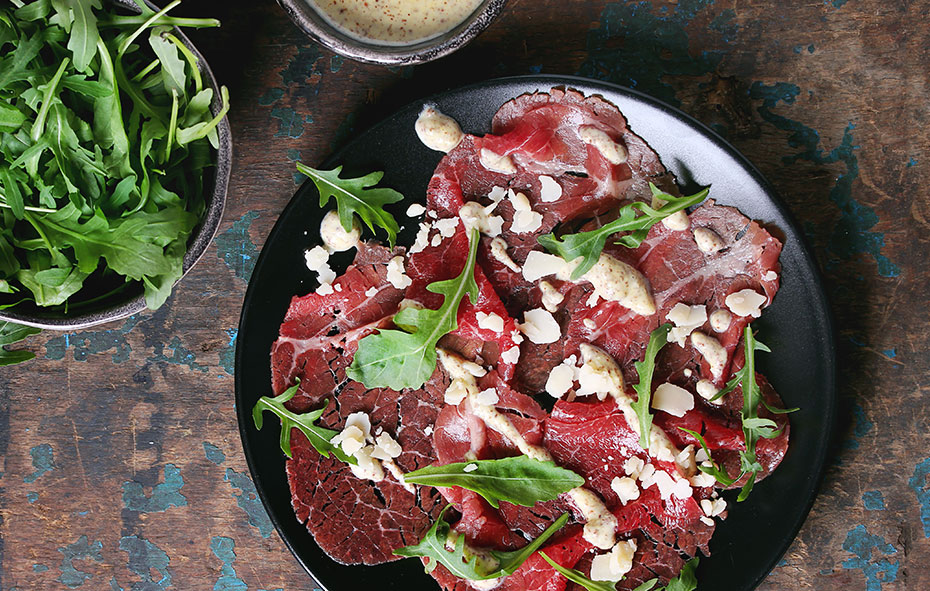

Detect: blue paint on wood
[33,564,48,572]
[750,82,900,277]
[709,9,738,42]
[215,212,260,283]
[909,457,930,537]
[907,157,918,167]
[862,490,885,510]
[578,0,723,107]
[841,525,899,591]
[271,107,313,139]
[122,464,187,513]
[147,336,208,372]
[204,442,226,466]
[220,328,237,375]
[112,535,172,591]
[26,491,38,503]
[330,55,343,72]
[225,468,274,538]
[257,88,284,106]
[281,45,324,87]
[23,444,55,483]
[882,348,896,358]
[210,536,284,591]
[45,315,140,362]
[842,403,873,450]
[57,535,103,589]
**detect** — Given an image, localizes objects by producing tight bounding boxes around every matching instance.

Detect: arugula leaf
[538,184,709,279]
[251,380,357,465]
[665,557,699,591]
[0,0,225,332]
[539,552,618,591]
[297,162,403,247]
[404,456,584,509]
[395,506,569,579]
[0,320,39,366]
[67,0,101,72]
[677,427,736,487]
[347,228,480,390]
[630,323,672,450]
[708,326,792,501]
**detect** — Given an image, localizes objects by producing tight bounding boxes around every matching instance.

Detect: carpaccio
[269,88,790,590]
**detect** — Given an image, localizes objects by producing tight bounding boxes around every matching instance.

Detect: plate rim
[235,74,837,591]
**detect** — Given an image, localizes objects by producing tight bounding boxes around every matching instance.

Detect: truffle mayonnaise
[320,209,361,252]
[578,344,696,475]
[580,253,656,316]
[437,348,618,551]
[578,125,627,165]
[415,105,464,153]
[311,0,483,46]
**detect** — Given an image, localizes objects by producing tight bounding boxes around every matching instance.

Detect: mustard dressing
[311,0,484,45]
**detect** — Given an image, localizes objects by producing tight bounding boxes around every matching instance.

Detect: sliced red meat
[566,200,782,386]
[270,243,405,401]
[271,89,793,589]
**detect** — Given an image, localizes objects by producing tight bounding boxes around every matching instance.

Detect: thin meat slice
[272,244,448,565]
[565,200,782,386]
[270,243,405,401]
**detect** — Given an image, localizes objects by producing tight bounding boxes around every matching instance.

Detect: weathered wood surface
[1,0,927,589]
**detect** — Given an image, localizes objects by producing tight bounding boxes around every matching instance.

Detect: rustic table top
[1,0,926,590]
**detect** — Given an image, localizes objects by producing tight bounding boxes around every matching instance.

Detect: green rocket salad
[0,0,228,364]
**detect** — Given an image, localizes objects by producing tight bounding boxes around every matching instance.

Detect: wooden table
[1,0,926,589]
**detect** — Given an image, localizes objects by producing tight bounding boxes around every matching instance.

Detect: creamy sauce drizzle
[438,349,618,550]
[310,0,484,46]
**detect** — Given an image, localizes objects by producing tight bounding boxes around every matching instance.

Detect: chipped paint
[33,564,48,572]
[23,443,55,483]
[147,336,209,373]
[280,45,324,87]
[220,328,237,376]
[210,536,284,591]
[112,535,172,591]
[287,149,307,185]
[841,525,899,591]
[330,55,343,72]
[862,490,885,510]
[909,457,930,537]
[57,535,103,589]
[26,491,37,503]
[271,107,313,138]
[578,0,723,107]
[225,468,274,538]
[216,212,260,283]
[204,442,226,466]
[907,157,918,167]
[45,316,140,362]
[842,402,873,450]
[709,9,738,42]
[258,88,284,106]
[750,82,900,277]
[122,464,187,513]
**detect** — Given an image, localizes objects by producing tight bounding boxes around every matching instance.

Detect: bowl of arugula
[0,0,231,355]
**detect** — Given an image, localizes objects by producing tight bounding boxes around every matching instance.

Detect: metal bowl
[0,0,231,331]
[276,0,507,65]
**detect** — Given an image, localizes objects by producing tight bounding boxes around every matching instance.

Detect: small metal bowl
[277,0,507,65]
[0,0,231,331]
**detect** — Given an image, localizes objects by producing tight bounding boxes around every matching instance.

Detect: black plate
[235,75,836,591]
